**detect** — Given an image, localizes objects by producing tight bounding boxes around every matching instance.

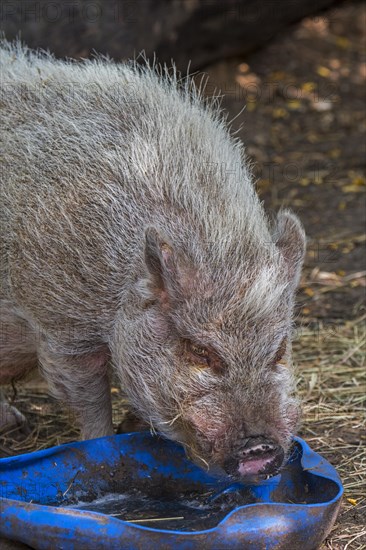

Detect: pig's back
[0,40,270,339]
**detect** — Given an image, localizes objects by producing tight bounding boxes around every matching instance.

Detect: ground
[1,1,365,548]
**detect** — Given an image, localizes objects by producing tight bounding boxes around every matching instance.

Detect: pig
[0,40,306,480]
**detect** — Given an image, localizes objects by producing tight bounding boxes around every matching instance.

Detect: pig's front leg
[38,344,113,440]
[0,390,30,437]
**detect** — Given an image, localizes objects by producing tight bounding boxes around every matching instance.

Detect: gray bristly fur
[0,39,306,471]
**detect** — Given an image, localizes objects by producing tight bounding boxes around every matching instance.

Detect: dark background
[1,0,339,69]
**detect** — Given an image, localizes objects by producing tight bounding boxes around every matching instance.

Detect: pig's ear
[274,210,306,286]
[144,227,175,283]
[143,226,193,306]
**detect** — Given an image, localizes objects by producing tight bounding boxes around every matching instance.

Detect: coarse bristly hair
[0,39,306,477]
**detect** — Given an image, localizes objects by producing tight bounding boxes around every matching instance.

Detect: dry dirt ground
[1,1,365,548]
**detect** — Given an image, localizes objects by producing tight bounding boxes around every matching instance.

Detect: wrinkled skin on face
[111,211,306,481]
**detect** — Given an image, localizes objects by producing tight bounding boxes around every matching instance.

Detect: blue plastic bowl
[0,433,343,549]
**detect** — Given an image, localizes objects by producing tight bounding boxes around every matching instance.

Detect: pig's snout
[224,436,284,479]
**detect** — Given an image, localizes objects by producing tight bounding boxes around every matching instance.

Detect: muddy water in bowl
[60,440,335,532]
[65,487,256,531]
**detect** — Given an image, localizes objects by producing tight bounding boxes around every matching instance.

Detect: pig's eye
[185,341,210,366]
[189,343,209,359]
[184,340,225,374]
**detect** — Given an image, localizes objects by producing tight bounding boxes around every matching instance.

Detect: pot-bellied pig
[0,41,305,479]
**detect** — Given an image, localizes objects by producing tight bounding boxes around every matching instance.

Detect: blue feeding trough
[0,433,342,549]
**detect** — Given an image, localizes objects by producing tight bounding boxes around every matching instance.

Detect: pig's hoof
[0,402,30,437]
[116,410,149,434]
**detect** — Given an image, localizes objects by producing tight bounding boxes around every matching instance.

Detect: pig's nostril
[240,436,277,453]
[241,442,277,458]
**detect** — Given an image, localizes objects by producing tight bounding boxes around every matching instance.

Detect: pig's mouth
[185,435,286,482]
[222,437,285,481]
[176,415,288,481]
